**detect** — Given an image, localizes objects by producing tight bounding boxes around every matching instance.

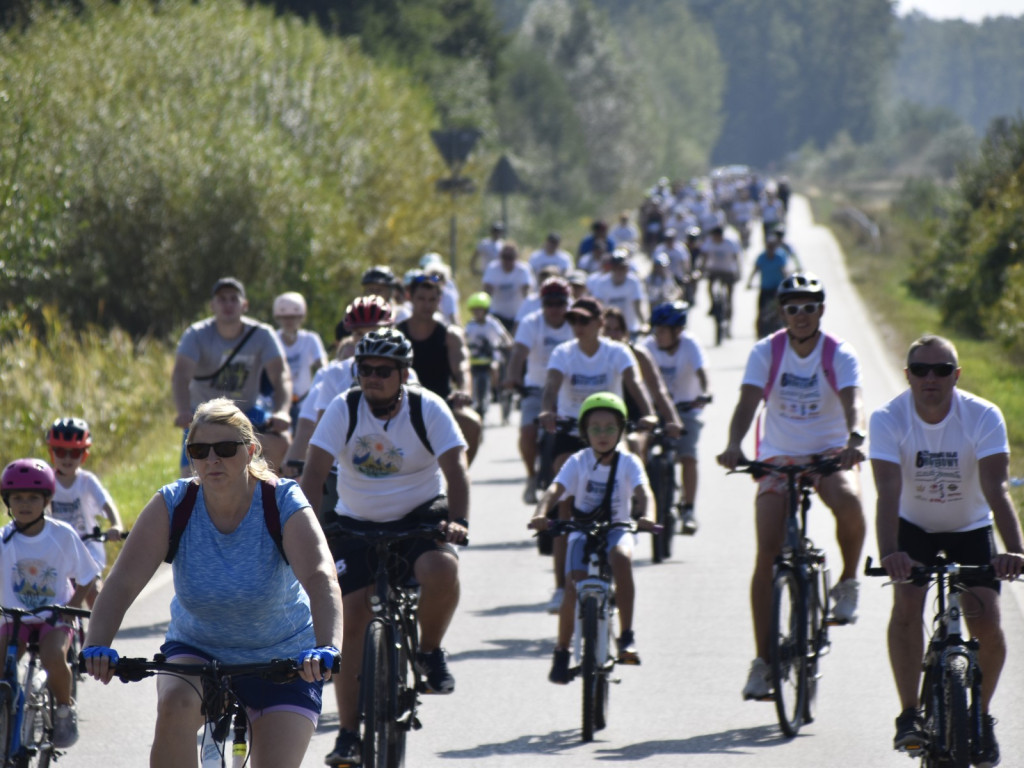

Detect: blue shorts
[565,527,633,575]
[669,408,704,459]
[160,641,323,726]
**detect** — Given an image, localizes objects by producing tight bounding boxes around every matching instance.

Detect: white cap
[273,292,307,317]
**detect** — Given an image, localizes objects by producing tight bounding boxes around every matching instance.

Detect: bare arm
[634,346,681,431]
[446,326,471,397]
[264,356,293,429]
[299,444,335,520]
[978,453,1024,579]
[872,458,912,579]
[505,342,529,387]
[540,368,564,432]
[622,365,654,419]
[437,446,470,543]
[530,481,566,528]
[837,385,866,469]
[171,354,197,429]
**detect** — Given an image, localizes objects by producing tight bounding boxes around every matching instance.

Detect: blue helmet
[650,300,690,328]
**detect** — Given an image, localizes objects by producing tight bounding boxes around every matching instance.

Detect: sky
[896,0,1024,22]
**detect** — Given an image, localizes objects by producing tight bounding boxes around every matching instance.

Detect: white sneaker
[546,587,564,614]
[53,703,79,748]
[742,657,773,700]
[830,579,860,624]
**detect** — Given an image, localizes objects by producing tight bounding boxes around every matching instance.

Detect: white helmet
[273,292,307,317]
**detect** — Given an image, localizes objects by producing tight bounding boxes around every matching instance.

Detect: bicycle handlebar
[322,520,467,546]
[546,519,663,536]
[729,456,842,480]
[80,525,129,542]
[97,654,337,684]
[864,556,997,583]
[1,604,92,624]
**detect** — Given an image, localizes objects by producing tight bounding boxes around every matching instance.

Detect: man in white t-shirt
[528,233,574,277]
[609,211,639,247]
[717,273,867,701]
[482,242,535,330]
[870,335,1024,762]
[301,328,469,766]
[273,291,328,434]
[587,249,648,337]
[699,225,742,314]
[470,221,505,275]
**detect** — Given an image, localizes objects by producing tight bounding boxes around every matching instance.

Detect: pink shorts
[755,447,845,497]
[0,619,73,646]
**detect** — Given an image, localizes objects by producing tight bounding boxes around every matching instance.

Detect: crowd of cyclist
[3,167,1022,767]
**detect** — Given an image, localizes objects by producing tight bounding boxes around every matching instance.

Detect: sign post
[431,129,480,277]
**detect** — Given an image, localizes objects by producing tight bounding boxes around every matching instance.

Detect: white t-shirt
[475,237,504,268]
[742,333,860,457]
[50,470,114,566]
[652,244,691,282]
[310,386,467,522]
[548,339,635,420]
[482,261,534,319]
[730,199,757,224]
[641,333,705,404]
[555,449,650,524]
[279,329,327,399]
[529,248,574,276]
[588,274,647,332]
[869,389,1008,533]
[609,223,639,245]
[0,518,101,612]
[514,295,541,324]
[514,311,574,389]
[300,369,328,423]
[465,316,509,364]
[702,237,741,274]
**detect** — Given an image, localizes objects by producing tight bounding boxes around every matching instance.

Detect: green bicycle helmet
[467,292,492,311]
[578,392,628,436]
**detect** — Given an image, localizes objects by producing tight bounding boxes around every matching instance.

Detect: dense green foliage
[893,13,1024,137]
[0,0,456,339]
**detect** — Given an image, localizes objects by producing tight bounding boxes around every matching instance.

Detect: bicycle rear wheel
[647,454,674,563]
[0,682,12,765]
[941,654,971,768]
[20,666,53,768]
[803,559,830,724]
[580,595,600,742]
[770,567,806,737]
[361,621,399,768]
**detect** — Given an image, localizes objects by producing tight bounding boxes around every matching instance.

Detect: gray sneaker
[52,703,78,748]
[742,657,773,700]
[830,579,860,624]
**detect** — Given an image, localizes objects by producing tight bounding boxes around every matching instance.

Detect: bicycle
[728,456,842,737]
[864,556,997,767]
[94,653,335,767]
[548,519,658,742]
[709,276,732,346]
[645,429,676,563]
[0,604,92,768]
[323,521,453,768]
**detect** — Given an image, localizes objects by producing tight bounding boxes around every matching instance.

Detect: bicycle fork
[573,579,616,676]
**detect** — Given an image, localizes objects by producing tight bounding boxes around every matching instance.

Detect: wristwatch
[848,429,866,447]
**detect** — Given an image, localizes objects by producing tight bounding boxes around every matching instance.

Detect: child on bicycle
[529,392,655,683]
[464,292,513,420]
[46,417,124,607]
[1,458,100,749]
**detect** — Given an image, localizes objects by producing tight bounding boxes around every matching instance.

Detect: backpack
[344,386,434,455]
[165,478,287,565]
[762,329,840,400]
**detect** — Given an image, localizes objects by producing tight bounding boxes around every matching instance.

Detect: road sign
[430,129,481,171]
[487,155,525,195]
[436,177,477,194]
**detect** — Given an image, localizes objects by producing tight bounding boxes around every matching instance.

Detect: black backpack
[344,386,434,455]
[165,478,287,565]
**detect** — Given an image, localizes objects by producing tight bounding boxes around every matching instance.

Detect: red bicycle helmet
[539,277,571,301]
[2,458,56,506]
[344,295,394,330]
[46,417,92,449]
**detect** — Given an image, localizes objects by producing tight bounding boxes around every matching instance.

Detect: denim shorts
[565,527,633,575]
[669,408,703,459]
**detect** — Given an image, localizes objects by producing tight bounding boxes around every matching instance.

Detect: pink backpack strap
[821,333,839,394]
[764,330,840,400]
[763,330,788,400]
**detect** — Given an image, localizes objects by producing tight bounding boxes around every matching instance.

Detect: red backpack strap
[165,482,200,564]
[763,330,788,400]
[821,334,839,394]
[261,477,288,565]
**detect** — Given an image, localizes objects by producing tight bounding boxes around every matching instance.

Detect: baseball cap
[212,277,246,298]
[566,297,603,320]
[567,269,588,286]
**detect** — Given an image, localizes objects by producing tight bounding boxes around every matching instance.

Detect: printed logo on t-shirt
[543,336,563,348]
[916,451,959,469]
[913,451,963,504]
[212,361,250,397]
[659,365,677,379]
[572,373,608,387]
[13,559,58,609]
[50,498,86,533]
[351,433,404,478]
[778,372,822,419]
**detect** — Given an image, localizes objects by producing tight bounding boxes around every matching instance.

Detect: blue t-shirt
[755,249,790,291]
[159,478,315,664]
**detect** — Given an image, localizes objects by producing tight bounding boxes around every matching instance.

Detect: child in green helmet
[464,292,513,421]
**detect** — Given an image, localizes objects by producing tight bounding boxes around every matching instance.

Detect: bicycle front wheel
[941,654,971,768]
[0,682,13,765]
[770,567,806,738]
[361,621,398,768]
[803,559,830,724]
[647,454,674,563]
[580,595,600,742]
[19,666,53,768]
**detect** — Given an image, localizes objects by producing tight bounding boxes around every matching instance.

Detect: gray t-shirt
[177,318,285,411]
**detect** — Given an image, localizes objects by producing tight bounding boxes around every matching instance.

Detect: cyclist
[529,393,655,681]
[470,221,505,276]
[422,258,461,327]
[759,189,785,243]
[539,297,657,611]
[505,277,575,504]
[360,265,402,305]
[645,252,683,307]
[482,241,535,331]
[577,219,616,267]
[300,329,470,767]
[609,210,639,247]
[464,291,513,420]
[699,225,741,322]
[83,399,342,768]
[528,232,574,277]
[641,301,711,534]
[870,335,1024,765]
[716,273,866,700]
[745,237,794,337]
[588,249,648,340]
[1,458,99,748]
[398,274,482,464]
[46,417,124,606]
[172,276,292,475]
[273,291,328,434]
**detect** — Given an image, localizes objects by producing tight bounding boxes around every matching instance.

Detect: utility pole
[431,128,480,277]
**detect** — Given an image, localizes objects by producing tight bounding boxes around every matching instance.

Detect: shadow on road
[449,637,550,662]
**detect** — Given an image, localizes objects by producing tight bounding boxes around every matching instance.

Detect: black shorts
[325,498,457,596]
[898,519,1000,592]
[553,430,586,460]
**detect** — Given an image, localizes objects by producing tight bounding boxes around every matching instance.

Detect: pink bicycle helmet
[1,458,56,506]
[344,295,395,330]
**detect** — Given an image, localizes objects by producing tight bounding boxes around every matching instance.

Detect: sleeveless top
[398,320,452,398]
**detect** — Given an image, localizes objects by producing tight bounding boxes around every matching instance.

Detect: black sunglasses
[782,302,821,316]
[51,447,85,459]
[187,441,245,460]
[908,362,957,378]
[357,363,399,379]
[567,315,595,325]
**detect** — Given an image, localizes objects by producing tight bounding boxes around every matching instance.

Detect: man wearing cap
[588,249,648,339]
[172,277,292,474]
[538,296,657,611]
[528,233,574,277]
[470,221,505,276]
[482,241,535,331]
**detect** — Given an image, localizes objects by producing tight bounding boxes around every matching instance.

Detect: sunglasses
[51,447,84,459]
[357,363,399,379]
[587,424,620,436]
[186,441,245,460]
[908,362,957,378]
[411,274,442,285]
[567,315,595,326]
[782,302,821,316]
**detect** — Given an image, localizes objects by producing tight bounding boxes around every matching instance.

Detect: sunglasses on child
[908,362,957,378]
[186,441,246,460]
[357,363,399,379]
[782,302,821,316]
[51,447,85,459]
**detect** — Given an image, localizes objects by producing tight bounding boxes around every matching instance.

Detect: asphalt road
[74,195,1024,767]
